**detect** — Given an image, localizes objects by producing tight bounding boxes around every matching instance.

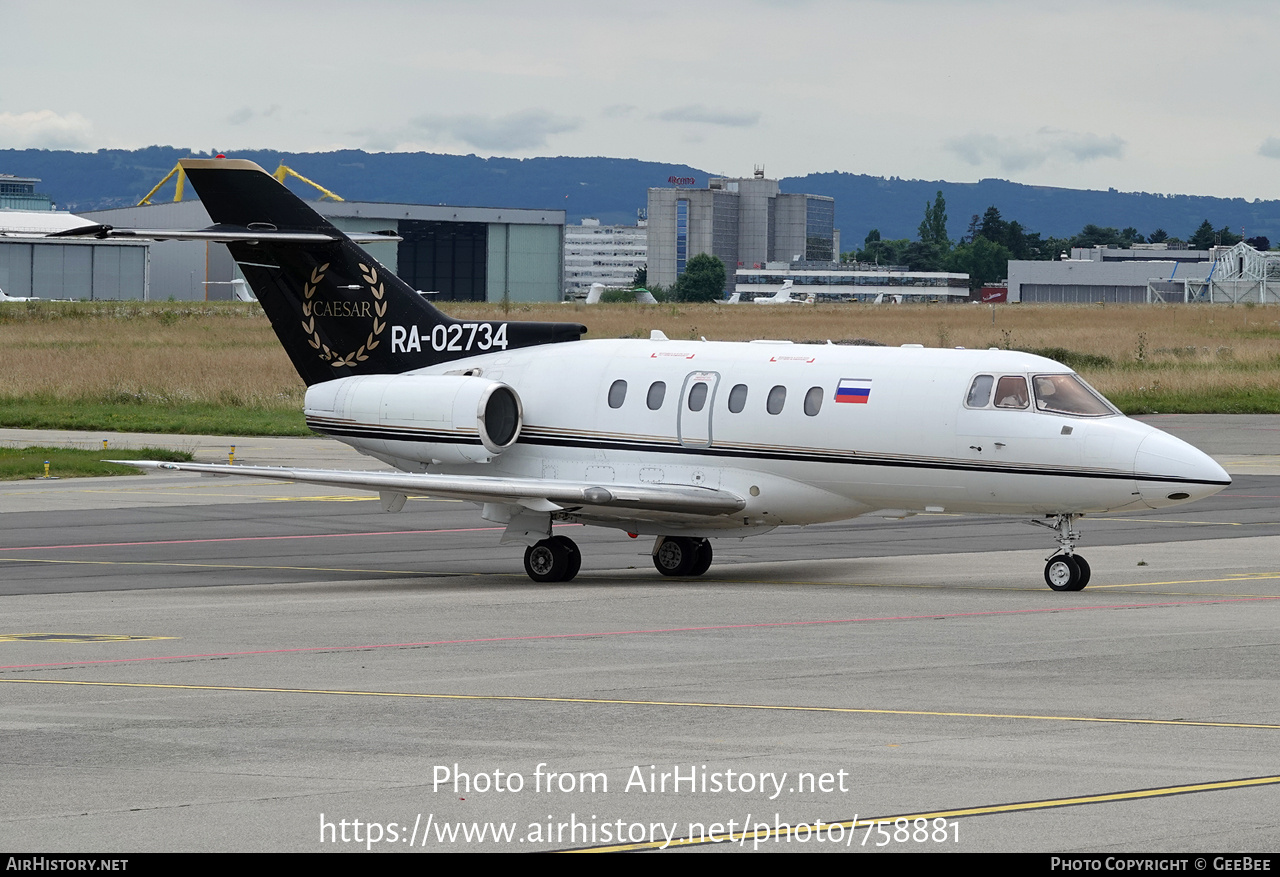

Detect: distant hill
[787,172,1280,247]
[5,147,1278,243]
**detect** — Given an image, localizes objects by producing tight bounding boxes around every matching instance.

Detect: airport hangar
[71,198,569,303]
[1,174,148,301]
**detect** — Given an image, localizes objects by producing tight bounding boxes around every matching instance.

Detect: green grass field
[0,446,194,481]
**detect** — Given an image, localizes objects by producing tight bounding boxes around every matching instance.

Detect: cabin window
[728,383,748,413]
[767,385,787,415]
[607,380,627,409]
[966,374,994,408]
[1033,374,1118,417]
[804,386,823,416]
[994,375,1029,409]
[687,381,708,412]
[647,381,666,410]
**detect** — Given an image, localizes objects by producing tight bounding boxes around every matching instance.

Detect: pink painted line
[0,526,507,552]
[4,596,1277,672]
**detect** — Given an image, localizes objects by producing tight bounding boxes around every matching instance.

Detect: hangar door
[396,220,488,302]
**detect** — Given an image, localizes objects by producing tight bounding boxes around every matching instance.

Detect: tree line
[845,192,1270,289]
[624,253,727,303]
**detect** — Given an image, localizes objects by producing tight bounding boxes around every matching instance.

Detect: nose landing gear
[1044,552,1091,591]
[1031,514,1091,591]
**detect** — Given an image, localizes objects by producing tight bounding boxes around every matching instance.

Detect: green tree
[1188,220,1240,250]
[1038,235,1071,259]
[856,231,910,265]
[1189,221,1216,250]
[1070,224,1126,249]
[633,266,647,287]
[902,241,946,272]
[675,253,727,302]
[946,237,1014,290]
[978,207,1009,247]
[918,190,950,248]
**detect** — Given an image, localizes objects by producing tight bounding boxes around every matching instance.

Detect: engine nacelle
[304,373,523,465]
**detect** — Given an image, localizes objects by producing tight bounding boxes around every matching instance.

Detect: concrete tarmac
[1,419,1278,853]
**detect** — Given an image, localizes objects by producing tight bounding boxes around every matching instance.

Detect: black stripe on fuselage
[306,419,1229,487]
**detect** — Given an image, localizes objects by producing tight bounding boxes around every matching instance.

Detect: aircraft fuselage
[303,338,1229,537]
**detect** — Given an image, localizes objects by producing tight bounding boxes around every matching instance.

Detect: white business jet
[61,159,1230,591]
[583,283,659,304]
[752,280,816,305]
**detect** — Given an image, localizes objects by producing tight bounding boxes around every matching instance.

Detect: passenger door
[677,371,720,448]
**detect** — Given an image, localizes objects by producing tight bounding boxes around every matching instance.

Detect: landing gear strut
[1031,514,1090,591]
[523,534,581,583]
[652,536,713,577]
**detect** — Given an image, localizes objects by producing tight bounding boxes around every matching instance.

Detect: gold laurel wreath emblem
[300,262,388,367]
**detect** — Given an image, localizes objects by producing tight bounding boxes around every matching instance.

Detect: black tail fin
[179,158,585,386]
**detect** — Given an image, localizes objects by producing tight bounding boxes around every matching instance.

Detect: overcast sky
[4,0,1278,200]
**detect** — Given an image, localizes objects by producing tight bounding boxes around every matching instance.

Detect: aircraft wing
[114,461,747,517]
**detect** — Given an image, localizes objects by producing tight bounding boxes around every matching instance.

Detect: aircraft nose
[1134,431,1231,508]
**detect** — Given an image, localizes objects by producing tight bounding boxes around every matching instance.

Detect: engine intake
[304,373,524,465]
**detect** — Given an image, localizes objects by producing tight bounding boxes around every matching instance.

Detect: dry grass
[472,301,1280,405]
[1,303,303,409]
[534,299,1279,363]
[2,300,1278,422]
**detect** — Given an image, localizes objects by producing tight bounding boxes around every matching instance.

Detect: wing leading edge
[114,460,746,517]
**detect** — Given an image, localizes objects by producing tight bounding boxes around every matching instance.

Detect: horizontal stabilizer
[49,223,402,244]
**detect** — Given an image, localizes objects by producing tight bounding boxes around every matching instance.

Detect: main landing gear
[523,535,581,583]
[652,536,713,577]
[1031,514,1091,591]
[521,534,714,582]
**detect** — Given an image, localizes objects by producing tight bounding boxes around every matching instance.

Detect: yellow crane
[270,164,344,202]
[138,161,345,205]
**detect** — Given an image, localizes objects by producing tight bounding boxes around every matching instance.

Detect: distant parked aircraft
[583,283,659,304]
[750,281,816,305]
[203,279,256,302]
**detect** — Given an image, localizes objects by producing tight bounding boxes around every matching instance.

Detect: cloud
[602,104,637,118]
[945,128,1125,171]
[409,110,580,151]
[0,110,93,149]
[946,133,1046,172]
[1042,128,1125,162]
[1259,137,1280,159]
[227,105,282,126]
[655,105,761,128]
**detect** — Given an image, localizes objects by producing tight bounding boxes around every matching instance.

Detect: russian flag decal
[835,378,872,404]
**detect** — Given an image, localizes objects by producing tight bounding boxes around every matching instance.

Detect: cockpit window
[966,374,994,408]
[994,375,1029,409]
[1033,374,1119,417]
